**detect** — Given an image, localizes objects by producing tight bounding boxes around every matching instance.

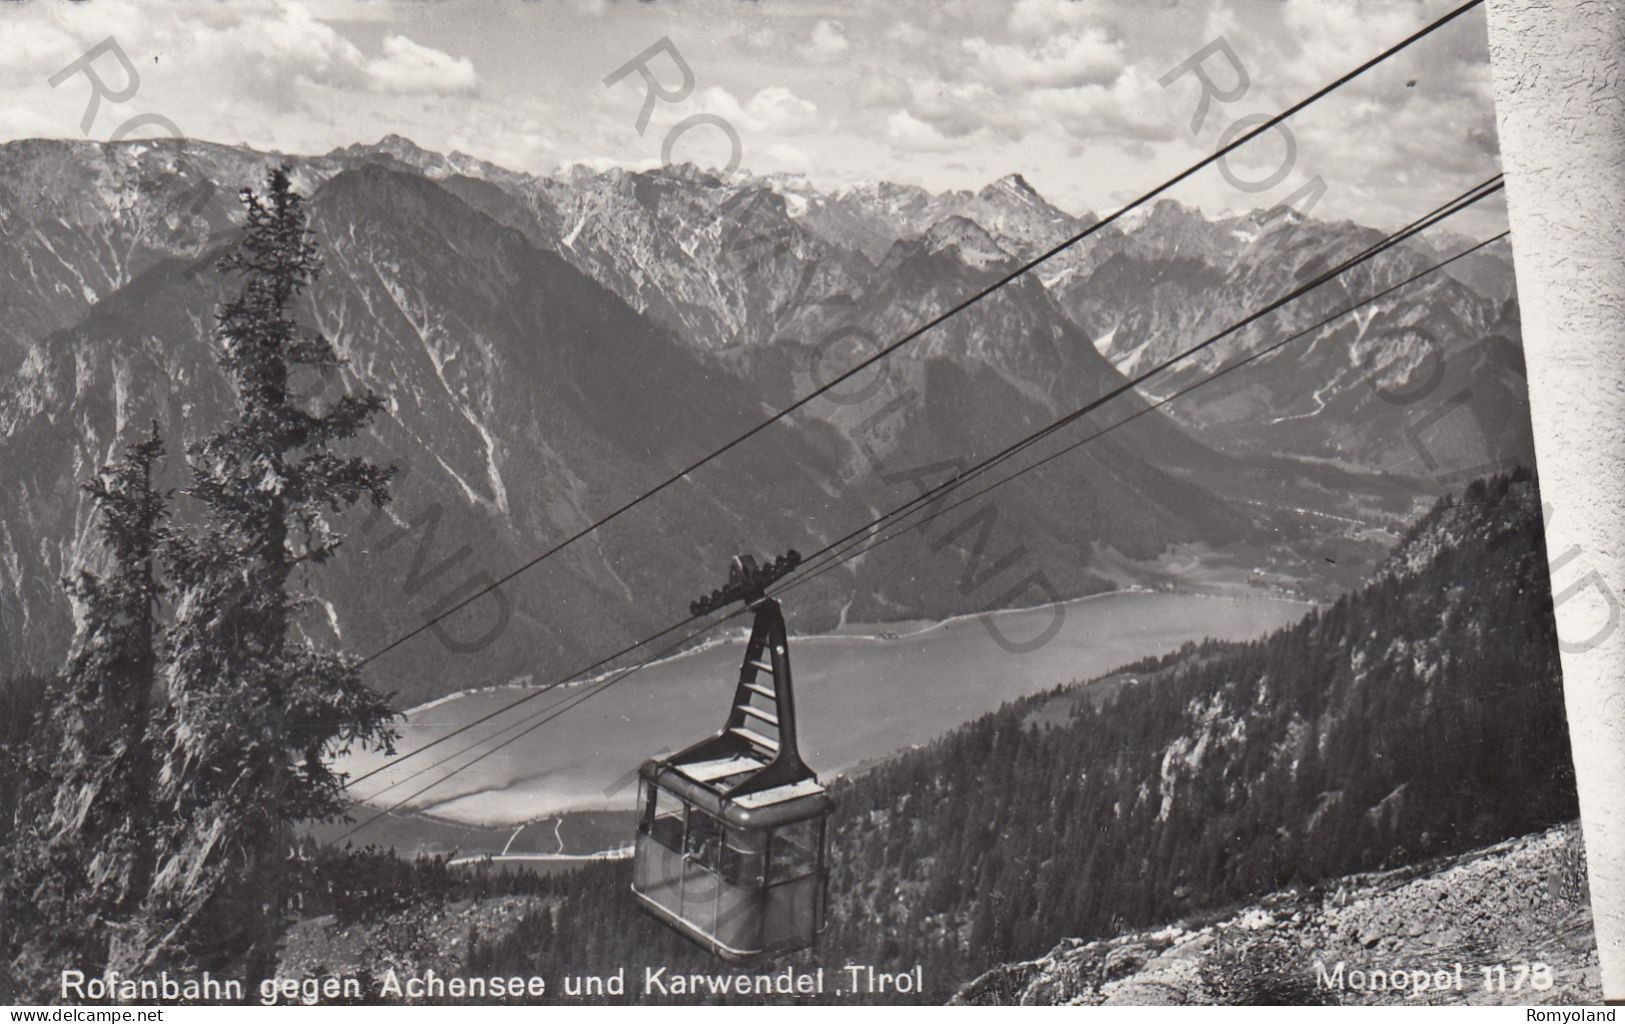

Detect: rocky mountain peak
[983,172,1039,200]
[333,133,435,163]
[645,161,722,187]
[834,179,932,203]
[376,132,424,153]
[1137,197,1205,228]
[328,134,519,186]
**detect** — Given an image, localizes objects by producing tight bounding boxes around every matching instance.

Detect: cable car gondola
[630,552,831,962]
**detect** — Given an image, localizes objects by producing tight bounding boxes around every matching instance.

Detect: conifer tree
[136,168,397,975]
[2,424,169,993]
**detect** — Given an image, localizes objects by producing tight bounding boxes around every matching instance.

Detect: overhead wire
[776,229,1513,598]
[352,0,1489,671]
[331,177,1504,838]
[331,606,750,844]
[773,177,1505,593]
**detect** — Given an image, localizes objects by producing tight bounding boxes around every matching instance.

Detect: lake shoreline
[337,587,1315,838]
[396,584,1318,719]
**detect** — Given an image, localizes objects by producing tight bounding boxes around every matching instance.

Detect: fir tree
[134,168,398,976]
[2,424,169,994]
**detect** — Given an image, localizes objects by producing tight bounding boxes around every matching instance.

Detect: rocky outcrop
[278,895,538,986]
[953,823,1600,1005]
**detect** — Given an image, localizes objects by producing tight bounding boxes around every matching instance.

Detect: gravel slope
[954,822,1602,1006]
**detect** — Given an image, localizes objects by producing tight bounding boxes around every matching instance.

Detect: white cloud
[808,19,851,60]
[882,2,1157,146]
[884,21,929,49]
[237,11,365,90]
[1279,0,1428,88]
[1007,0,1095,39]
[0,20,81,85]
[854,68,913,112]
[885,110,969,153]
[366,33,477,95]
[1028,66,1177,142]
[193,9,476,99]
[763,141,812,170]
[0,0,1506,235]
[744,86,819,132]
[719,21,780,52]
[0,104,75,140]
[295,0,401,23]
[680,85,819,136]
[902,80,1004,139]
[962,24,1124,90]
[13,3,477,112]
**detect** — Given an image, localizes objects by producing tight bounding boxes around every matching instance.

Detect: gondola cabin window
[722,827,766,888]
[641,780,685,852]
[769,819,821,885]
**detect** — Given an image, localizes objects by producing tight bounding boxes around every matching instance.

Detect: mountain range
[0,135,1531,704]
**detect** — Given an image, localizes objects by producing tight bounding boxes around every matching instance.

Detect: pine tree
[2,424,169,994]
[134,168,398,976]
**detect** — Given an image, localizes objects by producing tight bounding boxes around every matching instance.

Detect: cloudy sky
[0,0,1506,232]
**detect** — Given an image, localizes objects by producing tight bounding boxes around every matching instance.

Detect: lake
[336,590,1308,828]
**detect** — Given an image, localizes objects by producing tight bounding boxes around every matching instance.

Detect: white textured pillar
[1487,0,1625,1001]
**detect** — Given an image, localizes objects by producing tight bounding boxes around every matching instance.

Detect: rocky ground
[278,894,540,984]
[954,822,1602,1005]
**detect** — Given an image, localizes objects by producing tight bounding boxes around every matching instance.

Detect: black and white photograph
[0,0,1620,1010]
